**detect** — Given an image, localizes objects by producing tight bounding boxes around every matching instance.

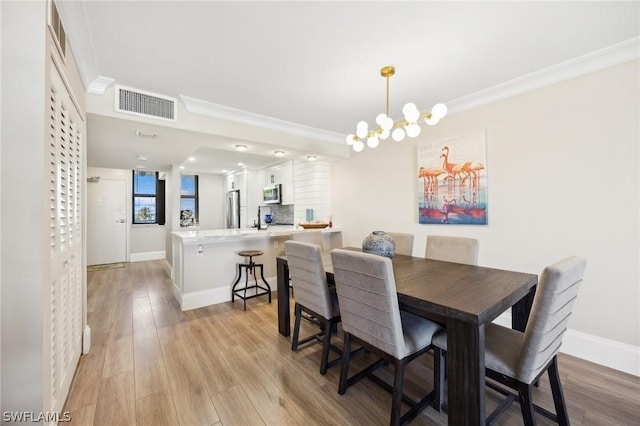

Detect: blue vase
[362,231,396,258]
[265,214,273,224]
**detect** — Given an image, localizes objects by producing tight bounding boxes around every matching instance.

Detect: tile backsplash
[262,204,294,224]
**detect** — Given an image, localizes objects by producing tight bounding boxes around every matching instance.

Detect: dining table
[276,249,538,426]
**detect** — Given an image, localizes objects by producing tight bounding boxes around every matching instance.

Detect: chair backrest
[386,232,415,256]
[291,231,323,251]
[425,235,479,265]
[284,241,334,319]
[330,249,406,359]
[518,256,587,383]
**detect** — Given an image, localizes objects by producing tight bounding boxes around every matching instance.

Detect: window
[180,174,198,227]
[132,170,165,225]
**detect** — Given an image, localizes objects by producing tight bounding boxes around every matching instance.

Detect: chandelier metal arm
[354,112,435,141]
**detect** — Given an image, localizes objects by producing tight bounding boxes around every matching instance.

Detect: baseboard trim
[493,312,639,377]
[130,250,166,262]
[179,275,277,311]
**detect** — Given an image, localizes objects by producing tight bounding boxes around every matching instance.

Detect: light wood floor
[64,260,640,425]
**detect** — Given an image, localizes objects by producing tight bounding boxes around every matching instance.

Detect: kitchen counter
[171,226,342,311]
[172,225,341,245]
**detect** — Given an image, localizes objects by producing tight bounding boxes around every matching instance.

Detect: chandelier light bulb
[406,123,421,138]
[353,140,364,152]
[402,103,420,122]
[376,113,387,126]
[425,116,440,126]
[356,121,369,139]
[381,117,393,131]
[392,128,406,142]
[346,134,356,145]
[432,103,448,119]
[379,129,390,140]
[367,135,379,148]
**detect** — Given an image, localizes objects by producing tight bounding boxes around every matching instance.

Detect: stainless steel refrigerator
[226,189,240,229]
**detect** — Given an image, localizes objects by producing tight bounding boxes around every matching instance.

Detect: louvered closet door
[47,62,83,414]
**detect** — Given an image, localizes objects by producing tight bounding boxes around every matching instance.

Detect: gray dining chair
[425,235,479,265]
[330,248,442,426]
[284,241,341,375]
[432,256,587,425]
[386,232,415,256]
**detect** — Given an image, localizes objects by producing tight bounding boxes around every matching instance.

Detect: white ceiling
[60,1,639,174]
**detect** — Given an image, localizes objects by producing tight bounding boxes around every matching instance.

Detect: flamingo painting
[416,133,487,224]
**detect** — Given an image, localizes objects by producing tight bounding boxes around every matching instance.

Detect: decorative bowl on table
[299,223,329,229]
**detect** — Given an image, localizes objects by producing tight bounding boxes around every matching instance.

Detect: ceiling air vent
[115,86,177,122]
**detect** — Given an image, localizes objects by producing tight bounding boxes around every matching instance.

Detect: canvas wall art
[417,130,487,224]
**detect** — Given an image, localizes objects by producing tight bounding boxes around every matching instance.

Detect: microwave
[263,184,282,204]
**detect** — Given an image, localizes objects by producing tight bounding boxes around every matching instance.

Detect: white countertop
[172,226,341,244]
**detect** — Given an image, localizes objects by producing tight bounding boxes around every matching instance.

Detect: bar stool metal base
[231,250,272,310]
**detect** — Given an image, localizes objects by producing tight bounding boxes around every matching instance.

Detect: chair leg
[319,318,333,375]
[517,382,536,426]
[433,347,445,411]
[548,357,570,426]
[291,303,302,351]
[391,360,405,426]
[338,332,352,395]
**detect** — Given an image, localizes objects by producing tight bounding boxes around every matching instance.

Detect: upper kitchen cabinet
[225,169,256,208]
[260,160,294,205]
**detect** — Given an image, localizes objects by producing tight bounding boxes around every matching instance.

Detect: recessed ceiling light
[238,162,244,166]
[235,144,248,151]
[135,130,157,138]
[179,166,185,170]
[274,150,285,157]
[306,155,318,161]
[188,157,195,161]
[221,169,227,173]
[136,154,148,161]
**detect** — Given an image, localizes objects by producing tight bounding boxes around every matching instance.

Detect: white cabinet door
[47,62,83,414]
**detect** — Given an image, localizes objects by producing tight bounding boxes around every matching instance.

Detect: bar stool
[231,250,272,310]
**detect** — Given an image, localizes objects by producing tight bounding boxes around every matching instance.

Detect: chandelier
[346,66,447,152]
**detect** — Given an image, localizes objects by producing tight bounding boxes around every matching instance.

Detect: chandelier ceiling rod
[347,65,447,152]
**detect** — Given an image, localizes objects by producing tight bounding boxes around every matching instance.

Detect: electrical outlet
[197,245,204,256]
[273,240,278,248]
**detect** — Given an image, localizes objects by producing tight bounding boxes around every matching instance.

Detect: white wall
[294,160,332,225]
[196,172,225,230]
[332,60,639,368]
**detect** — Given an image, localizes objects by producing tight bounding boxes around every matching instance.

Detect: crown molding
[180,95,346,144]
[446,37,640,116]
[87,76,115,95]
[55,0,99,92]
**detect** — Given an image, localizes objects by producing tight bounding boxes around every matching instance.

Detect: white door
[87,179,127,265]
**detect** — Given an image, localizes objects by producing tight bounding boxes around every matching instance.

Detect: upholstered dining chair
[386,232,415,256]
[425,235,479,265]
[284,241,341,375]
[432,256,587,425]
[330,249,442,426]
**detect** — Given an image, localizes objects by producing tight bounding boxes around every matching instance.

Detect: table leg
[512,286,536,332]
[277,257,290,336]
[446,319,485,426]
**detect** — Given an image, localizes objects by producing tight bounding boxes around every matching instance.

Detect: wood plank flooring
[64,260,640,425]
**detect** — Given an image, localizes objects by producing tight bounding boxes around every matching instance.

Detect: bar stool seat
[231,250,272,310]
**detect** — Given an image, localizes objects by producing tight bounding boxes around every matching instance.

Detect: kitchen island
[171,226,341,310]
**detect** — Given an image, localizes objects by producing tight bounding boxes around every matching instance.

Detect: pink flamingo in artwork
[441,146,469,201]
[418,166,445,208]
[461,161,485,204]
